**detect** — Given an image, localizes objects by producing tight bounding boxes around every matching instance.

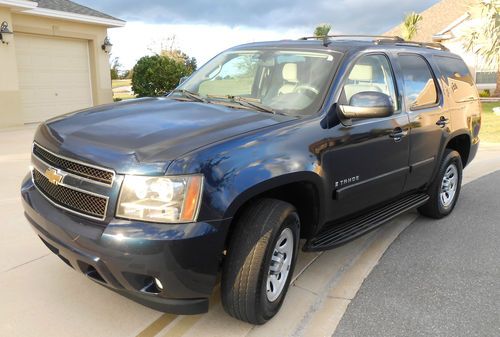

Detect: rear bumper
[21,174,229,315]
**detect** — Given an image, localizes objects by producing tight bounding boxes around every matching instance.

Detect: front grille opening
[79,262,106,284]
[140,277,162,294]
[33,169,107,220]
[123,272,162,294]
[33,144,114,185]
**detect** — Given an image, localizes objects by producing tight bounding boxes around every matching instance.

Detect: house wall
[440,16,497,91]
[0,7,113,128]
[0,7,22,126]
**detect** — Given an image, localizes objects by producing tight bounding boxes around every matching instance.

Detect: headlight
[116,175,203,223]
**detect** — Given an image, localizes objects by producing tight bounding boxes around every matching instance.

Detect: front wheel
[418,149,463,219]
[221,199,300,324]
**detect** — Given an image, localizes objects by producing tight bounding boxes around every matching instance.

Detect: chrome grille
[32,169,108,220]
[33,144,114,185]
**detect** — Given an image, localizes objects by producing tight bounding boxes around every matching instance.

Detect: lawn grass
[113,92,136,100]
[112,79,132,89]
[480,101,500,143]
[112,79,135,101]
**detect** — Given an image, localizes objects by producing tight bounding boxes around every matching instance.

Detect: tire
[221,198,300,324]
[418,149,463,219]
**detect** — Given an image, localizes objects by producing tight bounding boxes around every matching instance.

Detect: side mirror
[339,91,394,119]
[179,76,189,85]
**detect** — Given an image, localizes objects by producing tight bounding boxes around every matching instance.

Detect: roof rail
[298,35,448,51]
[394,41,449,51]
[298,35,404,46]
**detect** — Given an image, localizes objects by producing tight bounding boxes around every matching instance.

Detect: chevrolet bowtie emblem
[45,168,63,185]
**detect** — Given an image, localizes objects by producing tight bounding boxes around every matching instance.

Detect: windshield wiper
[207,95,280,115]
[170,89,207,103]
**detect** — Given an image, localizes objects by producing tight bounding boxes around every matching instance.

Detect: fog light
[154,277,163,291]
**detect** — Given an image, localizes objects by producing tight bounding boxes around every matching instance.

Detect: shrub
[479,89,491,97]
[131,55,194,97]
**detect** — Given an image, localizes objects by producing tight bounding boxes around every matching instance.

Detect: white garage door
[15,34,93,123]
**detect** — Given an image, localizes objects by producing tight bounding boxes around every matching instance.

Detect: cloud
[81,0,437,33]
[108,22,309,69]
[97,0,439,70]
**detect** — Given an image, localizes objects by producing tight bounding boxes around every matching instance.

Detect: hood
[35,98,294,175]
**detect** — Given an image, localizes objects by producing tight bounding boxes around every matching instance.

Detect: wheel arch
[223,172,324,248]
[445,131,471,167]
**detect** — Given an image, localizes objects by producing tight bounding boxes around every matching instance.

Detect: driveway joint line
[1,254,50,274]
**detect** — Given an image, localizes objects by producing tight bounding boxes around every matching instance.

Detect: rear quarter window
[433,56,478,102]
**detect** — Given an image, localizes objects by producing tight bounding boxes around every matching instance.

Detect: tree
[161,49,197,73]
[314,24,332,38]
[131,54,194,97]
[110,57,121,80]
[401,12,423,40]
[462,1,500,97]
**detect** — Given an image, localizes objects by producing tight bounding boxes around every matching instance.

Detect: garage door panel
[16,34,93,123]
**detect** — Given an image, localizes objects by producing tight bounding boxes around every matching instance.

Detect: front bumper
[21,174,229,315]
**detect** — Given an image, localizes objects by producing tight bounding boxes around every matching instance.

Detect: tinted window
[434,56,478,102]
[342,54,398,111]
[399,55,438,110]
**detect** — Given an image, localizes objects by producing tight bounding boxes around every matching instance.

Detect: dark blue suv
[21,36,481,324]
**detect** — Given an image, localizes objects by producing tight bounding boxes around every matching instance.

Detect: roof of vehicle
[231,36,454,56]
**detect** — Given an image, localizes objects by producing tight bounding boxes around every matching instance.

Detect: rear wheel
[418,149,463,219]
[221,198,299,324]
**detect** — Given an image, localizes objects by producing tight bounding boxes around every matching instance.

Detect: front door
[322,53,410,221]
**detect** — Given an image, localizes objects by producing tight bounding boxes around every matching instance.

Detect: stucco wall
[0,7,22,126]
[0,8,113,128]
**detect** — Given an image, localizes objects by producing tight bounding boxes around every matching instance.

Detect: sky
[78,0,439,69]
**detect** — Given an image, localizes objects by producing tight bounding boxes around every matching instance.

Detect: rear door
[396,53,450,191]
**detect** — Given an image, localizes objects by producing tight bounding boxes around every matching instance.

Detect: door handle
[436,116,449,127]
[389,127,408,142]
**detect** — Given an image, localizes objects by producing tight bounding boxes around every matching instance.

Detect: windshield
[171,49,340,116]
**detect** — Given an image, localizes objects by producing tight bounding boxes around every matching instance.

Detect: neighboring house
[384,0,497,92]
[0,0,125,128]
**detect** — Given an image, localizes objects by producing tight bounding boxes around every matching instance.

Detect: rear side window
[398,55,438,110]
[434,56,478,102]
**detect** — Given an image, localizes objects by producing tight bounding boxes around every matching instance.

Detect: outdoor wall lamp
[0,21,13,45]
[101,36,112,53]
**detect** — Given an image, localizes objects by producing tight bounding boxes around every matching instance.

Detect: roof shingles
[31,0,123,22]
[384,0,479,42]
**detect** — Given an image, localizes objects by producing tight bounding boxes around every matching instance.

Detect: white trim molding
[21,7,125,27]
[436,13,470,35]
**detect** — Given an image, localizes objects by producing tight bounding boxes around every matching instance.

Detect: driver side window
[342,54,398,111]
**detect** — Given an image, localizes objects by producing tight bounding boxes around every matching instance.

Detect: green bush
[131,55,194,97]
[479,89,491,98]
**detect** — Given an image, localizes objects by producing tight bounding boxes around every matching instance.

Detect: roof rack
[298,35,448,51]
[394,41,449,51]
[298,35,404,46]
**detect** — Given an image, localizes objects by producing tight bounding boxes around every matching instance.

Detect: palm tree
[462,1,500,97]
[314,24,332,38]
[401,12,423,40]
